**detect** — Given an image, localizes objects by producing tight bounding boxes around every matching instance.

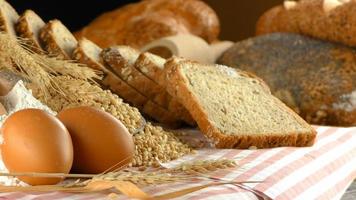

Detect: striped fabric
[0,126,355,200]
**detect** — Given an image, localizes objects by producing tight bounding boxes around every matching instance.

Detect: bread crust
[165,58,316,149]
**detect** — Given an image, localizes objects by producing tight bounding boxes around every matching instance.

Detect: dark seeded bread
[15,10,45,52]
[40,19,78,59]
[0,0,19,37]
[72,38,181,126]
[218,33,356,126]
[165,57,316,149]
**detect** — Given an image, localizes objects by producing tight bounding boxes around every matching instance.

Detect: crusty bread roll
[256,0,356,48]
[75,0,220,48]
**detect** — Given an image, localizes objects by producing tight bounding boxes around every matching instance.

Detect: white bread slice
[165,58,317,148]
[73,39,181,126]
[40,19,78,59]
[15,10,45,52]
[0,0,19,37]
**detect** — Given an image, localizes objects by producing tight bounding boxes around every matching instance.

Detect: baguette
[165,57,316,148]
[256,0,356,48]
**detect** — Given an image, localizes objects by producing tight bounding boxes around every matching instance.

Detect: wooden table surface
[342,180,356,200]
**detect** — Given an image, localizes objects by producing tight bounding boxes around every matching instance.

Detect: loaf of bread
[165,57,316,148]
[72,39,183,127]
[219,33,356,126]
[101,46,195,125]
[256,0,356,47]
[75,0,220,48]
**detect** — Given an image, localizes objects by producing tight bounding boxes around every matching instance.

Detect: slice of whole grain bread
[40,19,78,59]
[134,52,196,126]
[101,46,195,125]
[15,10,45,52]
[0,0,19,37]
[165,57,317,148]
[73,38,181,126]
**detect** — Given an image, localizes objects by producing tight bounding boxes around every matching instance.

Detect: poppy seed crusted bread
[165,58,316,148]
[218,33,356,126]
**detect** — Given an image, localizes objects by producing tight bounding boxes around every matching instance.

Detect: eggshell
[1,109,73,185]
[57,106,134,174]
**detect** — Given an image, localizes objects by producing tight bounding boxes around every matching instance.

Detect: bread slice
[72,38,181,126]
[164,58,317,148]
[0,0,19,37]
[135,52,167,88]
[15,10,45,52]
[135,52,196,125]
[101,46,195,125]
[40,19,78,59]
[101,46,170,106]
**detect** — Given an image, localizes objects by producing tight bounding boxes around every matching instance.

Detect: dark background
[8,0,282,41]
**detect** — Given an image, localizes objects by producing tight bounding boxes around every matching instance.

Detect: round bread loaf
[219,33,356,126]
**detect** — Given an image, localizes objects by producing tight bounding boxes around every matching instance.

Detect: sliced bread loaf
[102,46,195,125]
[73,38,147,107]
[0,0,19,37]
[40,19,78,59]
[135,52,166,85]
[101,46,170,105]
[72,38,181,126]
[135,52,196,125]
[164,58,317,148]
[15,10,45,52]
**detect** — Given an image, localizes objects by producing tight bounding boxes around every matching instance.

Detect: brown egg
[1,109,73,185]
[57,106,134,174]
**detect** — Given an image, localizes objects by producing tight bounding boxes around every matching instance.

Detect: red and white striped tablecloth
[0,126,355,200]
